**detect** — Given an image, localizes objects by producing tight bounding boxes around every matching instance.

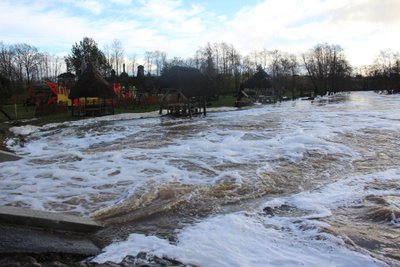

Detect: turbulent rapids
[1,91,400,266]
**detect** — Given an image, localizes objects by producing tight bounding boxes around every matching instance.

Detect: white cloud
[0,1,90,49]
[73,0,105,15]
[109,0,133,5]
[330,0,400,26]
[206,0,400,66]
[130,0,209,34]
[0,0,399,66]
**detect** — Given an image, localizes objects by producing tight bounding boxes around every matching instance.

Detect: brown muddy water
[1,91,399,266]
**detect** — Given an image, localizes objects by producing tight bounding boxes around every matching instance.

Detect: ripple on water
[2,91,400,266]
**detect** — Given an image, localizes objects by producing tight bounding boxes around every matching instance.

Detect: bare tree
[51,55,63,78]
[0,42,17,81]
[14,43,42,85]
[200,43,216,76]
[111,39,124,76]
[1,42,63,86]
[288,54,299,98]
[302,43,351,95]
[250,50,260,72]
[213,43,220,74]
[40,53,63,79]
[41,53,50,79]
[268,50,282,80]
[128,53,137,76]
[153,50,167,76]
[228,44,242,91]
[242,55,254,77]
[366,50,400,91]
[259,49,269,70]
[266,50,290,97]
[144,51,154,75]
[103,43,114,74]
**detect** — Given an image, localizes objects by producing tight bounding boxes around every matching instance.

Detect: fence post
[14,104,18,120]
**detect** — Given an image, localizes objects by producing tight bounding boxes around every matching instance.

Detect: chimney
[137,65,145,78]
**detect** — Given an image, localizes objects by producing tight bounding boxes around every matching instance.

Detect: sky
[0,0,399,67]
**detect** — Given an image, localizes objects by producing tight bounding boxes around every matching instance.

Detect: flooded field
[1,91,399,266]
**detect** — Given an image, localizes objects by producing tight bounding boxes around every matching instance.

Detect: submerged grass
[0,96,237,149]
[1,96,237,124]
[209,95,237,108]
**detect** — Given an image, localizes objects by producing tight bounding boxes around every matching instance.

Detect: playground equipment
[45,80,71,105]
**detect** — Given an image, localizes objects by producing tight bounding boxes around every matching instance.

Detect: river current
[1,91,399,266]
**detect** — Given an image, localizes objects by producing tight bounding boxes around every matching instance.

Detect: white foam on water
[93,168,399,266]
[1,91,399,265]
[2,92,400,215]
[262,168,400,219]
[93,212,385,267]
[9,125,40,136]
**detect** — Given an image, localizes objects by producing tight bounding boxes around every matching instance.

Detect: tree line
[1,37,400,103]
[0,42,63,92]
[57,37,400,97]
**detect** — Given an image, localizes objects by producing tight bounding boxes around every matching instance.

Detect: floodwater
[1,91,399,266]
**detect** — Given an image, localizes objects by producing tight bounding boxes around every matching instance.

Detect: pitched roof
[57,72,76,79]
[158,66,211,97]
[69,64,115,99]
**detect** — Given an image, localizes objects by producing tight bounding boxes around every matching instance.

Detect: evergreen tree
[65,37,110,77]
